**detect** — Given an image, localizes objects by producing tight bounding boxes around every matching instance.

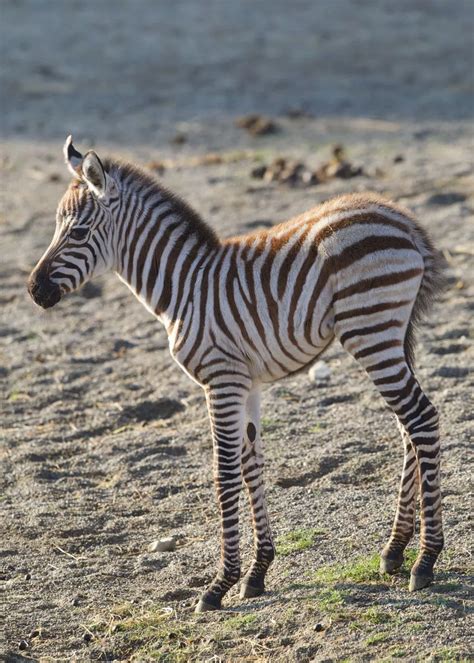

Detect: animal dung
[251,145,365,187]
[235,114,279,136]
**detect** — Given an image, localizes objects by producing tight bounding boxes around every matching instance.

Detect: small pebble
[308,360,331,382]
[148,536,177,553]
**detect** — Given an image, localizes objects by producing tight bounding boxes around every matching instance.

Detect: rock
[308,360,331,382]
[148,536,177,553]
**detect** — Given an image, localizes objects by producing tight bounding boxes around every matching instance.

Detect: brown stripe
[339,319,404,345]
[225,249,261,358]
[354,339,402,360]
[334,300,411,323]
[182,253,217,367]
[145,220,182,302]
[333,268,423,303]
[277,227,311,300]
[260,242,301,364]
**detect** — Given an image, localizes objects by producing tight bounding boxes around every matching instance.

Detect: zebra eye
[69,227,89,241]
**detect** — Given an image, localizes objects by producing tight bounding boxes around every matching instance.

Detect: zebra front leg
[195,383,249,613]
[380,426,419,574]
[240,388,275,599]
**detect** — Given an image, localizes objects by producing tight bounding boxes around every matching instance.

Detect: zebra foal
[28,137,446,611]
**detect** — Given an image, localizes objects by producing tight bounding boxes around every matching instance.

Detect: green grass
[428,647,472,663]
[312,549,421,585]
[276,528,326,556]
[317,588,346,614]
[309,422,329,432]
[8,389,30,401]
[89,603,262,662]
[365,632,390,647]
[313,553,382,584]
[361,607,392,625]
[260,417,279,432]
[388,647,408,659]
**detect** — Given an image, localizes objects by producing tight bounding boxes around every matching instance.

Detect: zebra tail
[404,222,449,369]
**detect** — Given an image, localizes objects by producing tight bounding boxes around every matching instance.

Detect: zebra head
[27,136,118,309]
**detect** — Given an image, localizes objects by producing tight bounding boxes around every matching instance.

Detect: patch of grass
[274,387,300,401]
[90,603,263,662]
[260,417,279,432]
[313,553,382,584]
[317,588,346,613]
[389,647,408,659]
[365,632,390,646]
[276,528,326,556]
[402,547,418,570]
[309,422,329,432]
[429,647,472,662]
[90,604,194,660]
[361,607,392,625]
[217,613,259,638]
[8,390,30,401]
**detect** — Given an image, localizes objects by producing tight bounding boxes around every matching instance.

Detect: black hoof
[380,552,404,575]
[409,573,433,592]
[240,581,265,599]
[194,592,222,613]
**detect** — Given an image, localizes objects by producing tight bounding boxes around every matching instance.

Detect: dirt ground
[1,1,473,661]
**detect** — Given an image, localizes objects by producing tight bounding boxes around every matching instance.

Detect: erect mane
[102,157,219,247]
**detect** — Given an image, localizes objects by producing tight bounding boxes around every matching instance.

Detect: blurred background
[1,0,473,146]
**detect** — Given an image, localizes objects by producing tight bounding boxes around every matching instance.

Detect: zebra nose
[27,269,61,309]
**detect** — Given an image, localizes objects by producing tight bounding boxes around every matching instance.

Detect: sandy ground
[1,1,473,661]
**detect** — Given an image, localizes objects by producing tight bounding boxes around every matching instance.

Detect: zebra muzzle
[27,270,61,309]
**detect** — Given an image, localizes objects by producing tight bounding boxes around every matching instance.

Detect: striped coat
[28,138,446,611]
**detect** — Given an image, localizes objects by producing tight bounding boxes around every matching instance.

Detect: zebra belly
[241,281,335,383]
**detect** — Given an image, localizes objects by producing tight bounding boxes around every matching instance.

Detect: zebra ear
[63,135,83,178]
[82,151,107,197]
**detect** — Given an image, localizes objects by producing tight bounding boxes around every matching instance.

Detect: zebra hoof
[409,573,433,592]
[380,554,404,575]
[194,593,222,613]
[240,581,265,599]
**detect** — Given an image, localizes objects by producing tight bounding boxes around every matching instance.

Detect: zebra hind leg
[380,424,419,574]
[337,328,443,590]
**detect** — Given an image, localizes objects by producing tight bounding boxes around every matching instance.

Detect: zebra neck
[114,187,218,326]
